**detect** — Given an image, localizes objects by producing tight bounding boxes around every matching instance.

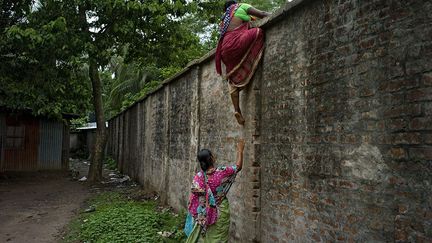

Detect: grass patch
[62,192,186,243]
[104,157,117,170]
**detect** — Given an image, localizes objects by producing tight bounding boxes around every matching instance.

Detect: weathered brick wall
[166,69,195,208]
[108,0,432,242]
[109,59,261,242]
[258,0,432,242]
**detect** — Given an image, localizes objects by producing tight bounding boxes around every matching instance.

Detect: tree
[30,0,202,182]
[0,1,91,118]
[102,55,154,117]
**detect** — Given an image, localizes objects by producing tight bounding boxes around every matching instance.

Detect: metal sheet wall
[3,114,39,171]
[38,120,63,170]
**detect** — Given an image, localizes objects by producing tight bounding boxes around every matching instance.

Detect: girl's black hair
[224,0,237,12]
[197,149,214,172]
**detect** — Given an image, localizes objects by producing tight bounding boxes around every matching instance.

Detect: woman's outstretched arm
[247,7,271,19]
[236,139,245,171]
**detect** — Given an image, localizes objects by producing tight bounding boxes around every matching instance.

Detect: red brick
[424,134,432,144]
[382,92,405,106]
[307,135,322,144]
[342,224,358,234]
[392,132,421,144]
[359,87,375,97]
[425,102,432,116]
[324,134,337,143]
[291,191,300,199]
[387,118,407,131]
[369,220,383,230]
[415,234,431,243]
[374,134,392,144]
[361,134,373,143]
[390,147,407,159]
[422,72,432,86]
[294,209,305,216]
[375,46,387,57]
[323,217,338,228]
[395,230,408,242]
[359,38,375,49]
[389,7,410,21]
[377,121,385,130]
[407,88,432,102]
[341,134,359,144]
[309,194,319,204]
[388,176,399,185]
[379,79,417,93]
[279,169,290,177]
[398,205,408,214]
[365,121,377,131]
[363,120,385,132]
[323,198,336,206]
[312,233,321,242]
[409,118,432,130]
[270,235,279,242]
[425,210,432,220]
[336,44,351,55]
[347,215,358,224]
[362,110,378,119]
[409,147,432,160]
[339,180,356,189]
[383,104,421,118]
[379,31,392,43]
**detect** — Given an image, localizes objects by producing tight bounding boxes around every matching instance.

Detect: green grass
[104,157,117,170]
[62,192,186,243]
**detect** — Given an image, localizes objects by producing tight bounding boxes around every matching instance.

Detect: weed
[105,157,117,170]
[62,192,186,243]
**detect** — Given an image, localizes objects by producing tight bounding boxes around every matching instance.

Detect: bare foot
[234,112,245,125]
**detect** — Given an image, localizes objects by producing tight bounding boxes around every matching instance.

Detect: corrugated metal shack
[70,122,108,158]
[0,108,72,172]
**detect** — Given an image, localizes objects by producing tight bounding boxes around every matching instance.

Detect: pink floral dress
[187,165,237,233]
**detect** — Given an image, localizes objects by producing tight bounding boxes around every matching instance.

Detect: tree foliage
[0,0,209,118]
[0,1,91,118]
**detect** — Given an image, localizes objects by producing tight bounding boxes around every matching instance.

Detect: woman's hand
[248,7,271,19]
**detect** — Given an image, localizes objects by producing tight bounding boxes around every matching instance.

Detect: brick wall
[108,0,432,241]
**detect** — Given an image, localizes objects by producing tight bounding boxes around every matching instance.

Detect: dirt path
[0,172,90,243]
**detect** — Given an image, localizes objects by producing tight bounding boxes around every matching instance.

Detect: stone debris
[157,231,173,238]
[84,206,96,213]
[101,173,131,185]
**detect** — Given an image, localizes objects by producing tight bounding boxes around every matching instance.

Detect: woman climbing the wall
[216,0,270,125]
[184,139,245,242]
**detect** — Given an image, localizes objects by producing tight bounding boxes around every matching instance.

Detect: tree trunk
[61,120,70,171]
[87,59,107,182]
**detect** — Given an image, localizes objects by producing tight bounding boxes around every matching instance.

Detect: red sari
[216,22,264,88]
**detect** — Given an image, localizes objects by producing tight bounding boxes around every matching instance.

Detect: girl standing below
[185,139,245,242]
